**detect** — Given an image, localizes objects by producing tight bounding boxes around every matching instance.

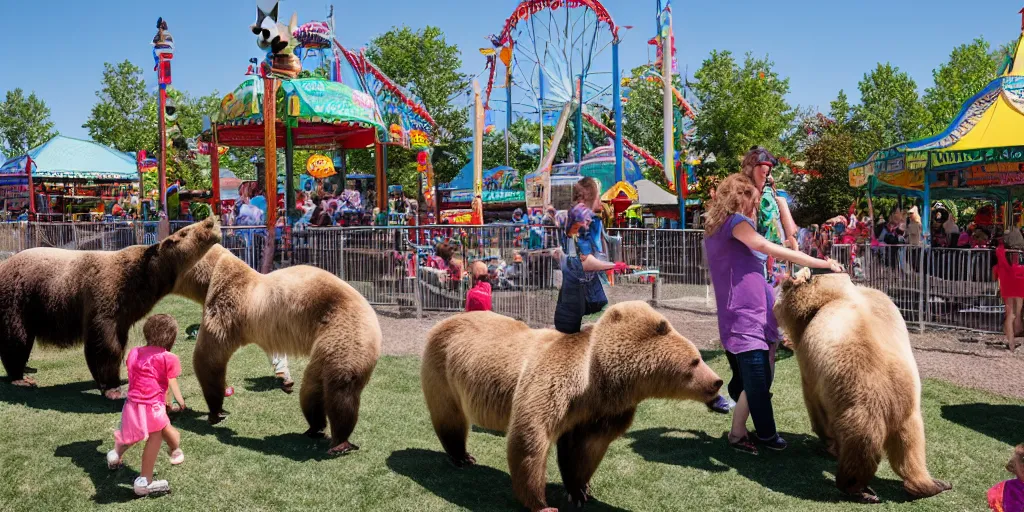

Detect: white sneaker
[133,477,171,496]
[168,448,184,465]
[106,450,121,470]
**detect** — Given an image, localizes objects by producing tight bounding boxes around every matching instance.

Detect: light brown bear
[421,301,723,511]
[173,244,381,455]
[774,267,952,503]
[0,218,221,398]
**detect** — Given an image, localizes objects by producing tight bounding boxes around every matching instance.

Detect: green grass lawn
[1,297,1022,511]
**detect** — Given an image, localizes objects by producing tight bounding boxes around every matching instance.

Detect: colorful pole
[612,40,624,183]
[472,79,485,224]
[506,67,513,168]
[662,9,674,194]
[261,77,279,274]
[575,75,584,163]
[210,123,221,216]
[158,86,168,217]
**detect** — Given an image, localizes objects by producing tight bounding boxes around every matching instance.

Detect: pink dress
[114,346,181,446]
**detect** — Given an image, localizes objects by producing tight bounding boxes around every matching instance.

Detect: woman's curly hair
[704,173,759,236]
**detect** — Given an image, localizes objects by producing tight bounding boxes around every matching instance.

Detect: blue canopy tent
[0,136,140,218]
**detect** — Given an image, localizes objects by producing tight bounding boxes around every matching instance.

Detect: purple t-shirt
[705,214,780,353]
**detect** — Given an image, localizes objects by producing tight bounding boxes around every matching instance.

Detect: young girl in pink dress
[105,314,187,496]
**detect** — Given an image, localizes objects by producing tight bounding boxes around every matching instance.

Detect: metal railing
[2,221,1018,334]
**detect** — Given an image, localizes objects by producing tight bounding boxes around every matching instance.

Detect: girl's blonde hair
[704,173,759,236]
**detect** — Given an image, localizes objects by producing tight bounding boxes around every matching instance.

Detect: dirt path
[377,304,1024,399]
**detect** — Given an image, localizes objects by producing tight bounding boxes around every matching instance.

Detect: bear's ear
[655,320,670,336]
[606,308,622,323]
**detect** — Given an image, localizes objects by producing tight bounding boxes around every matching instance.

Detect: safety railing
[2,221,1017,334]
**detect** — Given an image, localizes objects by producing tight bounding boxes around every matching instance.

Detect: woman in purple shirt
[705,174,840,455]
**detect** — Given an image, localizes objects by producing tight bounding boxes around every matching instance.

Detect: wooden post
[261,78,279,274]
[472,79,484,224]
[210,123,221,216]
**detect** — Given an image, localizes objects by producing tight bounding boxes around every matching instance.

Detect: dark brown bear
[0,218,221,398]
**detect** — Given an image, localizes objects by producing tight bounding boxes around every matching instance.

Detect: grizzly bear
[173,244,381,455]
[774,267,952,503]
[421,301,723,511]
[0,218,221,398]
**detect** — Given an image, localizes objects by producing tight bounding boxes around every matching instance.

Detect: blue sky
[1,0,1021,140]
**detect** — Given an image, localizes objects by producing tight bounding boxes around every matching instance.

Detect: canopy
[216,77,386,149]
[850,27,1024,193]
[635,179,676,205]
[601,181,638,202]
[0,135,138,181]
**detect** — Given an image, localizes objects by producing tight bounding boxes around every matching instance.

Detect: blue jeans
[554,257,608,334]
[725,349,777,440]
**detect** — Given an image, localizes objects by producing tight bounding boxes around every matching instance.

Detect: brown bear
[774,267,952,503]
[421,301,723,511]
[0,218,221,398]
[173,244,381,455]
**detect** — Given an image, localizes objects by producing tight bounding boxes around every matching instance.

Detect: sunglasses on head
[750,146,778,168]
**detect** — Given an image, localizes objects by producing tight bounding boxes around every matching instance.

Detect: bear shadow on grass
[941,403,1024,447]
[173,410,334,462]
[243,376,281,393]
[0,380,124,414]
[54,440,140,504]
[387,448,630,512]
[626,427,912,504]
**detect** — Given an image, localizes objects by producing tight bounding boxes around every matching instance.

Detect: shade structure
[0,135,138,181]
[849,24,1024,194]
[216,77,385,150]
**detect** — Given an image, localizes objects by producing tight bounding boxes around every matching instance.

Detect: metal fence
[1,221,1017,334]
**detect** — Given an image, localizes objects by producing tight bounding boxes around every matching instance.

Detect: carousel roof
[850,22,1024,193]
[216,77,385,149]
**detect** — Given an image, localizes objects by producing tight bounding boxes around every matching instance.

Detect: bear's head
[774,267,856,343]
[157,217,222,274]
[591,301,723,403]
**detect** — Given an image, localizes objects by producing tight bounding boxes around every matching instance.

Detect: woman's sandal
[728,434,759,455]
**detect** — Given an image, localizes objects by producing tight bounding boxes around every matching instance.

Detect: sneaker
[168,448,184,465]
[106,450,122,470]
[133,477,170,496]
[752,432,788,451]
[706,395,733,414]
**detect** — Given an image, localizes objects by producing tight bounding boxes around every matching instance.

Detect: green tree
[689,51,795,178]
[854,63,930,152]
[923,38,999,135]
[0,89,58,158]
[364,26,471,191]
[83,61,157,154]
[789,102,860,225]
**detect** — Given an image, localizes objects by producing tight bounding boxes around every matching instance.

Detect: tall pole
[538,70,545,162]
[506,67,513,168]
[575,75,584,163]
[210,123,221,216]
[612,40,624,183]
[472,79,485,224]
[158,86,168,217]
[662,7,675,198]
[261,77,279,274]
[25,155,36,216]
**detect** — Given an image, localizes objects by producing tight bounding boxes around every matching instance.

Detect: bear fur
[0,218,221,397]
[421,301,723,511]
[173,244,381,454]
[774,268,951,503]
